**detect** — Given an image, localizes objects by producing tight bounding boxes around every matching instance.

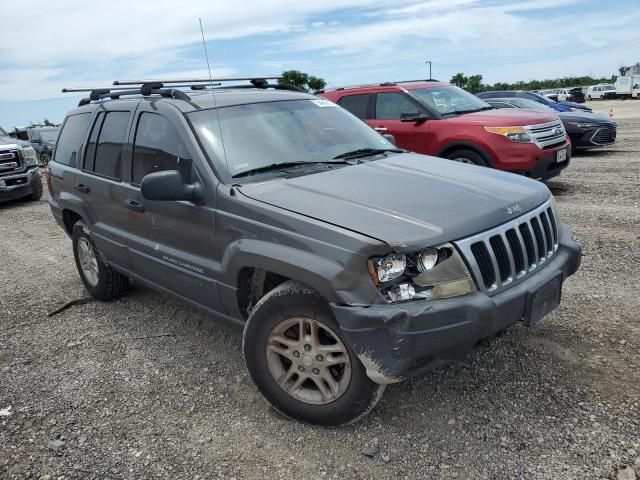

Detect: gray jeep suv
[48,78,581,426]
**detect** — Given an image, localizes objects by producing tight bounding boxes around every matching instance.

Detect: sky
[1,0,639,127]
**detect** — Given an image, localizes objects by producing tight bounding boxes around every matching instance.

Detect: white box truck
[615,75,640,98]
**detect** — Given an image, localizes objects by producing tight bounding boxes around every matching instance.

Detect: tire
[446,148,488,167]
[41,153,50,166]
[72,221,129,301]
[243,280,385,426]
[29,173,43,201]
[587,95,592,101]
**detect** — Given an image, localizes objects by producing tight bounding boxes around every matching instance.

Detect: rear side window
[375,92,419,120]
[85,111,130,180]
[338,94,371,119]
[53,113,91,167]
[132,113,190,185]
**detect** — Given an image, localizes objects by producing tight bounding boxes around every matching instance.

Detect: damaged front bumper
[331,224,582,384]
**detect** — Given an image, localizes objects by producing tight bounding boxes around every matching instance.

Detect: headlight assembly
[22,147,38,166]
[484,126,532,143]
[369,244,475,303]
[567,121,600,128]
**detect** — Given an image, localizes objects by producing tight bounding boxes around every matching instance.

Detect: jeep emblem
[506,204,522,215]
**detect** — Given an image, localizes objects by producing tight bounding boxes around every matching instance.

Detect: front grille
[0,149,22,176]
[455,200,559,295]
[525,120,566,149]
[590,125,616,145]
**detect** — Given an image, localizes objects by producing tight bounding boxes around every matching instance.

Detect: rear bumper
[0,167,38,202]
[332,224,581,384]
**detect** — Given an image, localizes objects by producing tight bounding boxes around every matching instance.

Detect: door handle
[124,199,145,213]
[374,127,388,132]
[75,184,90,193]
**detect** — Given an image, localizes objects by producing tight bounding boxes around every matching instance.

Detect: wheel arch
[435,142,495,167]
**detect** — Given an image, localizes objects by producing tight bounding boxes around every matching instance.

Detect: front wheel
[29,173,43,201]
[243,281,385,426]
[446,149,488,166]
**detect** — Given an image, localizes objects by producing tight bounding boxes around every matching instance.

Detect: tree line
[450,72,616,93]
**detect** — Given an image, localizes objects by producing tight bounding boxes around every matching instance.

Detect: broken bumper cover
[331,224,581,384]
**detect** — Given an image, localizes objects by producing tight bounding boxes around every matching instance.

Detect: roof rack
[315,78,441,94]
[62,76,302,107]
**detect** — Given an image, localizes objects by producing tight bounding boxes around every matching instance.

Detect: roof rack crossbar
[113,76,282,86]
[74,85,193,107]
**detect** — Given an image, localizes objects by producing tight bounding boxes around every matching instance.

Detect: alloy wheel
[266,317,351,405]
[77,237,99,287]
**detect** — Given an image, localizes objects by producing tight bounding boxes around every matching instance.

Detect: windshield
[526,92,556,104]
[0,126,7,136]
[188,99,395,179]
[38,129,59,143]
[410,86,491,115]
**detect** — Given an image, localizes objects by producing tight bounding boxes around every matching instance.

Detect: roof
[68,87,316,115]
[317,80,447,94]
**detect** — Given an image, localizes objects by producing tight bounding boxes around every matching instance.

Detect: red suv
[319,81,571,180]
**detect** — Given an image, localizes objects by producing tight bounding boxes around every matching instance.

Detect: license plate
[0,179,6,189]
[556,148,567,163]
[525,274,562,326]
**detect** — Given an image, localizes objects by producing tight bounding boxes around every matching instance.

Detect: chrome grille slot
[0,149,22,175]
[456,199,559,295]
[524,120,566,149]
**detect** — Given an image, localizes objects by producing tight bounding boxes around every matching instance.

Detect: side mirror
[400,112,429,122]
[382,134,396,145]
[141,170,203,203]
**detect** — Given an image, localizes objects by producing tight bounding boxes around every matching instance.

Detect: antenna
[199,17,216,106]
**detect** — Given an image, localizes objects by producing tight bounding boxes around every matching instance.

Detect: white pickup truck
[0,126,43,202]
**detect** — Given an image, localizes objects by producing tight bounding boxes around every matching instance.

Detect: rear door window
[338,94,372,120]
[85,111,130,180]
[53,113,92,167]
[131,112,190,185]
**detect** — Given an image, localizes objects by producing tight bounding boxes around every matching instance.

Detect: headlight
[484,126,532,143]
[369,244,475,303]
[22,147,38,166]
[370,253,407,283]
[567,121,600,129]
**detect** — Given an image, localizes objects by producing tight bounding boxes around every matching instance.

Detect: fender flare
[222,239,351,305]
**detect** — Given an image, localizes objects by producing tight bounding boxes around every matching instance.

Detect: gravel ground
[1,100,639,480]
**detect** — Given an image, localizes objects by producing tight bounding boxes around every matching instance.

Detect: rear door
[74,104,137,268]
[370,91,431,154]
[117,104,224,312]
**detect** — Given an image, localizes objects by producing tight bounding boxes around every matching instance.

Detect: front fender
[222,239,374,306]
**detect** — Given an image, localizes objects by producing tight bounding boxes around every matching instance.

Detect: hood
[447,108,557,126]
[237,154,550,252]
[558,111,614,124]
[0,135,29,148]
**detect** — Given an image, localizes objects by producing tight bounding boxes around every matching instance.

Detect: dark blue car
[477,90,592,113]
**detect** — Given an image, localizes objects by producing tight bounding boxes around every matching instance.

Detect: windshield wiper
[332,148,404,160]
[232,160,352,178]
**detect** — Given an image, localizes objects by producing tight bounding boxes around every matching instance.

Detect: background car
[28,126,59,165]
[320,81,571,180]
[484,97,616,152]
[567,87,586,103]
[477,90,592,113]
[586,84,616,100]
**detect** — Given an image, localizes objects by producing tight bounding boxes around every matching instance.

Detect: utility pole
[425,60,432,80]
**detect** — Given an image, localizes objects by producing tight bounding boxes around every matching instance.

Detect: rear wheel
[72,221,129,300]
[446,149,488,167]
[243,281,385,426]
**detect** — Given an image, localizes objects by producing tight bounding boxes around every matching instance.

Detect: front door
[120,106,224,313]
[368,92,430,154]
